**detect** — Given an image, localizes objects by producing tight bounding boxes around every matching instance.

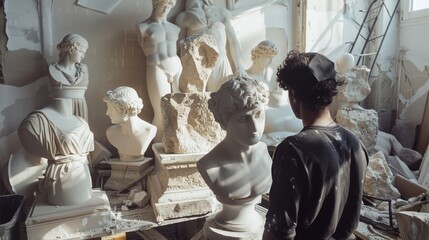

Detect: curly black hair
[277,50,342,109]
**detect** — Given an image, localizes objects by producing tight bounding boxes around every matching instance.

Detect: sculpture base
[25,190,114,240]
[203,214,264,240]
[103,157,153,191]
[148,143,218,222]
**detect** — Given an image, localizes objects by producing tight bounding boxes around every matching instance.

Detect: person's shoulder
[336,125,360,142]
[336,125,367,151]
[275,135,300,153]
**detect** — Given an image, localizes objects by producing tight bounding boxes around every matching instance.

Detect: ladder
[348,0,400,77]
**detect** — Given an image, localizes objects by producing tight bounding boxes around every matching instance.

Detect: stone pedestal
[147,143,218,222]
[202,198,265,240]
[103,157,154,191]
[25,190,114,240]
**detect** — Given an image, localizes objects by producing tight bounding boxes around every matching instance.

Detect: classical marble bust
[103,86,157,162]
[246,40,302,146]
[18,98,94,206]
[49,33,89,121]
[197,77,272,232]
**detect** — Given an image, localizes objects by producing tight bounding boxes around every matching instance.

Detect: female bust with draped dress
[18,98,94,206]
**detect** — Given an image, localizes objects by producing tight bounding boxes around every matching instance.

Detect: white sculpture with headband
[103,86,157,162]
[49,33,89,121]
[246,40,303,146]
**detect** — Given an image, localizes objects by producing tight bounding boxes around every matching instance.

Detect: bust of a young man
[197,77,272,233]
[103,86,157,162]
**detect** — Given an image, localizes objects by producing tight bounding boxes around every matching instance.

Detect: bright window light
[411,0,429,11]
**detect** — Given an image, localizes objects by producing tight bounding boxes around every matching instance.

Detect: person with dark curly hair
[263,50,368,240]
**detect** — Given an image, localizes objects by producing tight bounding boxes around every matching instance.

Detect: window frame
[401,0,429,22]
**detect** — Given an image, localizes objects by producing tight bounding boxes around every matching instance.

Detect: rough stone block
[161,92,225,154]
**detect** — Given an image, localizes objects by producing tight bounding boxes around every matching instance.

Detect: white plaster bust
[176,0,246,92]
[246,40,303,146]
[136,0,182,142]
[103,86,157,162]
[336,53,355,75]
[18,98,94,206]
[197,77,272,232]
[49,33,89,121]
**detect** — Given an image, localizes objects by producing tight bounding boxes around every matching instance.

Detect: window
[402,0,429,21]
[411,0,429,11]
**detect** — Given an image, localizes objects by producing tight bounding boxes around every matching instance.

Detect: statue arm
[136,23,149,49]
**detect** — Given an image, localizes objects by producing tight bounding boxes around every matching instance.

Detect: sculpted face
[106,103,129,124]
[155,1,174,17]
[226,105,265,146]
[255,56,273,69]
[70,46,87,63]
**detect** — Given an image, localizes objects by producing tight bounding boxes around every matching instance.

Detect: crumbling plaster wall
[397,16,429,152]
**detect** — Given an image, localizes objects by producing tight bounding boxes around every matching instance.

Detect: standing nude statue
[49,34,89,121]
[136,0,182,142]
[176,0,246,92]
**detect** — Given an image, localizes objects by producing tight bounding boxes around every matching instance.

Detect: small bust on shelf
[49,33,89,121]
[197,77,272,235]
[103,86,157,162]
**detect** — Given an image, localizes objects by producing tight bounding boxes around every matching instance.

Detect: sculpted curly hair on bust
[103,86,144,116]
[208,76,269,130]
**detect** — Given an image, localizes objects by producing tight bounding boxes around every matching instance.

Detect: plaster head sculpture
[137,0,182,142]
[153,0,175,7]
[251,40,279,67]
[152,0,175,17]
[103,86,157,162]
[49,33,90,121]
[336,53,355,75]
[57,34,89,63]
[197,77,272,233]
[246,41,303,146]
[247,40,279,91]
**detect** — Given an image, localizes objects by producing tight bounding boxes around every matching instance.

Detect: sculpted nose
[249,117,258,132]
